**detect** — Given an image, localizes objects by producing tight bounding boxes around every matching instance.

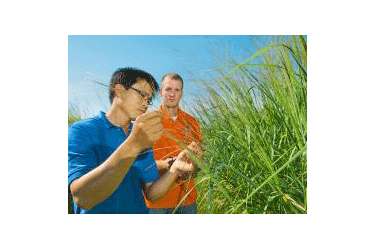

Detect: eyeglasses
[129,87,153,106]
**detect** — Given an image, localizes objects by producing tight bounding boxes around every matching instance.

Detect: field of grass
[68,35,307,214]
[192,35,307,213]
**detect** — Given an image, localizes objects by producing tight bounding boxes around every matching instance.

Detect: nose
[143,96,152,106]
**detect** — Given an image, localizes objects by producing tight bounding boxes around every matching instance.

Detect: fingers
[134,111,162,129]
[194,144,203,158]
[150,129,164,142]
[191,143,203,158]
[176,149,189,161]
[179,142,202,163]
[188,141,200,154]
[139,112,163,134]
[138,110,162,122]
[148,119,164,130]
[188,141,197,149]
[130,111,165,149]
[172,160,194,172]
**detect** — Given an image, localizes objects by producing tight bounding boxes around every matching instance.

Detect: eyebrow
[143,90,153,99]
[165,87,181,90]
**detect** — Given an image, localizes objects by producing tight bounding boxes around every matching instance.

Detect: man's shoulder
[179,109,199,123]
[69,115,104,135]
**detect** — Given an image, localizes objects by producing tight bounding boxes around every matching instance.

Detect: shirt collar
[100,111,116,130]
[100,111,133,131]
[159,106,181,120]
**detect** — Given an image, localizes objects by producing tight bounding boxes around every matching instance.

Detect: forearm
[146,143,200,202]
[70,139,142,210]
[155,160,167,171]
[144,168,181,202]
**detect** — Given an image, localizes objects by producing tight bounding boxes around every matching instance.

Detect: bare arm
[143,166,181,202]
[144,142,199,202]
[155,159,172,171]
[70,139,142,211]
[70,111,163,211]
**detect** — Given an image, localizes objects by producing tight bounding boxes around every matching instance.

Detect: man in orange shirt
[144,73,203,214]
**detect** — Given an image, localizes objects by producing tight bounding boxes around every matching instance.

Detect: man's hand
[189,141,203,161]
[128,111,164,151]
[69,113,163,210]
[170,142,202,175]
[144,143,203,202]
[156,158,174,171]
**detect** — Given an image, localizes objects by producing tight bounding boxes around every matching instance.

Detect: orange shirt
[144,106,203,208]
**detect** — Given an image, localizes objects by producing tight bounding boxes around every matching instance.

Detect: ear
[114,84,125,99]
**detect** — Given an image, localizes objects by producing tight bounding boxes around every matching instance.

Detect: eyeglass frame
[128,87,153,106]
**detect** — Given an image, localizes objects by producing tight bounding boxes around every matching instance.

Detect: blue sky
[68,35,267,117]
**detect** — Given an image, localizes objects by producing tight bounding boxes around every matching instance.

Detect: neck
[162,103,178,117]
[106,105,131,133]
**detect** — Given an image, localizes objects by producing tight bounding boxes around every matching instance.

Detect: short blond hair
[161,73,184,90]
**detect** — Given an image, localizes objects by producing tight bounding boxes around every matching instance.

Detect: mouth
[140,109,147,113]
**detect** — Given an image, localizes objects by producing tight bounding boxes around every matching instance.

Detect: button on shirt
[68,111,159,214]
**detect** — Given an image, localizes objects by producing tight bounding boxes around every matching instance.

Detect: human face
[160,77,183,108]
[129,87,153,106]
[116,79,154,119]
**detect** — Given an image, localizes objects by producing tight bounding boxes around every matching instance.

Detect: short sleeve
[133,148,159,184]
[68,124,98,186]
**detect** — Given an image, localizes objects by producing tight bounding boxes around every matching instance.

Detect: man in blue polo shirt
[68,67,199,214]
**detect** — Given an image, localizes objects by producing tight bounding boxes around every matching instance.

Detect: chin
[130,113,139,121]
[166,102,178,108]
[133,110,145,119]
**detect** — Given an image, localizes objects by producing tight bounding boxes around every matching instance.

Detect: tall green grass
[68,36,307,214]
[68,103,82,125]
[193,35,307,213]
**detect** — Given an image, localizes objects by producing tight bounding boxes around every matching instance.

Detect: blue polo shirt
[68,111,159,214]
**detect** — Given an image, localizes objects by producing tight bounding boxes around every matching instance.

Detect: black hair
[109,67,159,104]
